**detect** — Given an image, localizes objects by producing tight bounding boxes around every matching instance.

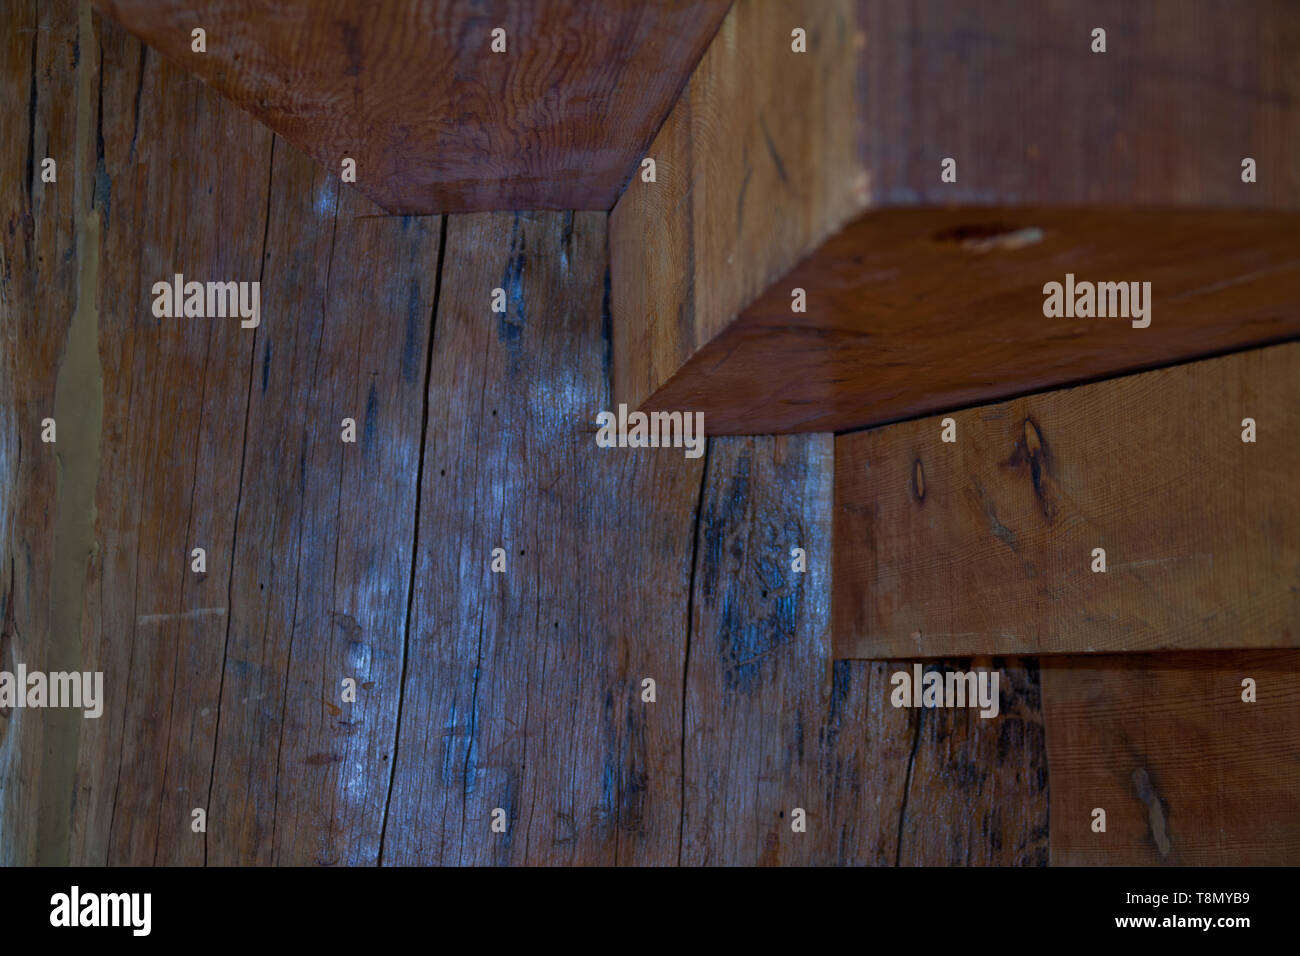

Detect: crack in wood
[378,213,448,865]
[203,135,275,866]
[678,439,711,865]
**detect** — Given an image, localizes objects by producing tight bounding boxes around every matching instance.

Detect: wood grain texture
[834,344,1300,660]
[610,0,865,424]
[2,4,442,865]
[380,210,707,865]
[856,0,1300,209]
[679,434,1049,864]
[681,434,838,864]
[0,0,1087,868]
[896,658,1049,866]
[1043,651,1300,865]
[91,0,733,214]
[203,158,441,866]
[646,207,1300,433]
[611,0,1300,434]
[0,0,81,866]
[72,13,273,867]
[375,213,1049,866]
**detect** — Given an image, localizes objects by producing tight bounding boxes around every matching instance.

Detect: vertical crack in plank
[24,1,37,200]
[678,440,711,865]
[203,135,275,865]
[894,703,924,866]
[152,298,216,864]
[36,0,103,867]
[126,46,145,163]
[267,180,341,860]
[378,213,449,864]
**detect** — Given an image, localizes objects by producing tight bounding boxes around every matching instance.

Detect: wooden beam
[833,344,1300,659]
[92,0,732,213]
[1043,651,1300,865]
[611,0,1300,435]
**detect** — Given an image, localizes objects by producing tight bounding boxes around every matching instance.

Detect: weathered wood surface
[12,0,1292,870]
[611,0,1300,434]
[679,438,1047,865]
[1043,651,1300,865]
[2,4,442,865]
[0,0,82,866]
[835,344,1300,660]
[1,3,1049,857]
[202,156,442,867]
[72,11,275,867]
[373,210,1050,866]
[856,0,1299,209]
[92,0,733,214]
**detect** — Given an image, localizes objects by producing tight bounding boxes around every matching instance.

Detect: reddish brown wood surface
[609,0,864,429]
[834,345,1300,660]
[611,0,1300,435]
[1043,651,1300,865]
[647,207,1300,433]
[92,0,733,214]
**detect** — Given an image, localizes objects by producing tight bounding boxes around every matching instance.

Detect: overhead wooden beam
[833,343,1300,660]
[92,0,732,213]
[611,0,1300,435]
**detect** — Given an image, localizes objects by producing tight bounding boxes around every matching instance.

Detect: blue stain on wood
[700,445,806,696]
[600,267,613,400]
[401,279,422,384]
[492,776,516,858]
[828,660,852,726]
[440,704,460,788]
[620,694,648,833]
[599,689,619,829]
[362,381,377,453]
[497,213,527,343]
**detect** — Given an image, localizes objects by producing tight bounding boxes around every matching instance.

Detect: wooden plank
[680,432,1050,864]
[646,207,1300,433]
[203,156,441,866]
[381,211,702,865]
[894,658,1050,866]
[4,0,441,864]
[610,0,864,429]
[834,344,1300,660]
[611,0,1300,434]
[72,11,272,867]
[1043,651,1300,865]
[92,0,733,214]
[857,0,1299,209]
[0,0,82,866]
[680,434,840,864]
